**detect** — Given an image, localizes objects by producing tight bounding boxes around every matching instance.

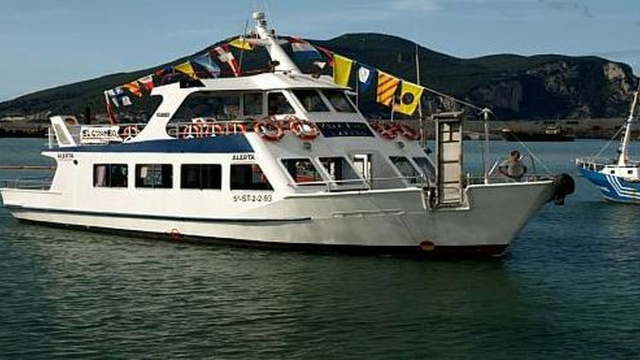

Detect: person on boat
[499,150,527,180]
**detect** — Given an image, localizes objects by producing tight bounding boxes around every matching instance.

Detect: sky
[1,0,639,101]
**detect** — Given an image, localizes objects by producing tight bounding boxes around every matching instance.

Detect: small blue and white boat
[576,89,640,203]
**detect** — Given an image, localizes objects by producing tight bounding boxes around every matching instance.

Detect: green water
[0,138,639,359]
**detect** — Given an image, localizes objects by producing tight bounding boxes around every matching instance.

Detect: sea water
[0,138,639,359]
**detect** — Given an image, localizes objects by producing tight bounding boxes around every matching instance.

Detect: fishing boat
[0,12,575,256]
[576,89,640,203]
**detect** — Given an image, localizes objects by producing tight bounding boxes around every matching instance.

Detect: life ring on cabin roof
[289,119,320,141]
[397,123,420,141]
[211,123,225,136]
[228,122,247,134]
[121,125,139,142]
[191,118,212,136]
[253,118,284,141]
[181,123,204,139]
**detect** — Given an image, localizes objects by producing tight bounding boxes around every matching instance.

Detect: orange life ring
[191,119,211,137]
[289,119,319,141]
[253,119,284,141]
[211,123,225,136]
[121,125,139,142]
[228,122,247,134]
[398,124,420,141]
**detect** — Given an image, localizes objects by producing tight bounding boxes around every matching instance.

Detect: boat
[501,125,575,142]
[576,89,640,203]
[0,12,575,257]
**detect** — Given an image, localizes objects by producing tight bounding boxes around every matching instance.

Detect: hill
[0,33,637,121]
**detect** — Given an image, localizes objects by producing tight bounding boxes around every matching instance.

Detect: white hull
[2,180,555,254]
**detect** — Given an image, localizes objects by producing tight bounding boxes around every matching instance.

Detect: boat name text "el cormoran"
[232,154,255,161]
[57,153,74,161]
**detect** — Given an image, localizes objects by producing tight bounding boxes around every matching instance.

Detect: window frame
[322,89,357,113]
[318,156,366,189]
[389,156,421,184]
[267,91,295,116]
[180,164,222,190]
[230,163,274,191]
[135,164,173,189]
[93,163,129,188]
[292,89,330,113]
[280,158,326,187]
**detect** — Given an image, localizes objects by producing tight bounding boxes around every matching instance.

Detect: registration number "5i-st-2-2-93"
[232,194,274,203]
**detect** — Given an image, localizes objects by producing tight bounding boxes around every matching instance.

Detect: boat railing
[167,120,255,139]
[0,176,53,190]
[51,119,266,147]
[575,157,613,171]
[291,175,430,192]
[466,174,551,185]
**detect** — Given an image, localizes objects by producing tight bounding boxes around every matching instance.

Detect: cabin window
[628,170,634,175]
[282,158,324,185]
[243,93,263,117]
[135,164,172,188]
[267,92,295,115]
[230,164,273,190]
[352,154,372,180]
[319,157,364,186]
[323,90,356,113]
[172,92,240,121]
[293,90,329,112]
[413,157,436,179]
[390,156,420,184]
[93,164,128,188]
[181,164,222,190]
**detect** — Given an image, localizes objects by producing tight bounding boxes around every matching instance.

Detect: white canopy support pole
[481,108,492,184]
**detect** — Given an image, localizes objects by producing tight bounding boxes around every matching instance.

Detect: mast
[617,90,639,167]
[252,12,301,74]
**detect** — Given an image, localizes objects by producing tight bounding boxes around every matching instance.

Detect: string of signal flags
[104,35,485,116]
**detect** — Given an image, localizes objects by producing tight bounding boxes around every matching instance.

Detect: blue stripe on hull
[58,135,253,153]
[579,167,640,204]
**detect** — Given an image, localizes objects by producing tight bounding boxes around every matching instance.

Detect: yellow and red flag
[376,72,400,106]
[123,81,142,97]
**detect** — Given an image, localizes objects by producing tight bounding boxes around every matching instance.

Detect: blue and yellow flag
[394,81,424,115]
[376,72,400,106]
[333,54,353,87]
